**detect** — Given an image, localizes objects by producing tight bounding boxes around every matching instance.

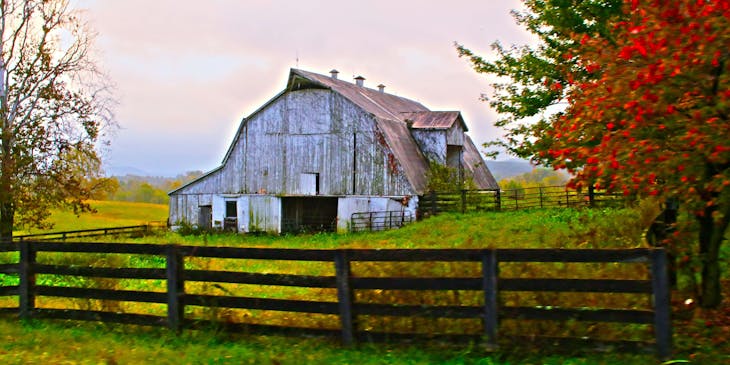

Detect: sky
[76,1,534,177]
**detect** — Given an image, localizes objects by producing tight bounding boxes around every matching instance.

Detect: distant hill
[105,165,152,177]
[486,159,536,180]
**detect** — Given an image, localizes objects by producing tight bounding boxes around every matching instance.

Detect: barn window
[225,201,237,218]
[300,173,320,195]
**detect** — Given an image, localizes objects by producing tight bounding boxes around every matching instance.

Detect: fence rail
[0,241,671,359]
[419,186,622,216]
[12,223,162,242]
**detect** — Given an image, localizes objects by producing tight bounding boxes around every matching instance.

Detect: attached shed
[169,68,498,234]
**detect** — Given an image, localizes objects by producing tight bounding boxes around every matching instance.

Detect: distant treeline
[103,171,203,204]
[100,168,565,205]
[498,167,569,190]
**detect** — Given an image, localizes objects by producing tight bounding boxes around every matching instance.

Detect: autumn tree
[496,0,728,307]
[0,0,113,239]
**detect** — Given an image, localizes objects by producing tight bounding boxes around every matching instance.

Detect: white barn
[168,69,498,233]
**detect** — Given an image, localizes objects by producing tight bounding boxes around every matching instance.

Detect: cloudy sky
[76,1,534,176]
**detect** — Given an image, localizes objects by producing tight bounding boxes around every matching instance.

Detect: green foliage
[106,171,203,204]
[426,161,476,192]
[455,0,625,160]
[499,167,569,189]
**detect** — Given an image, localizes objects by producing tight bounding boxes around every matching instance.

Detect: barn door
[224,200,238,232]
[198,205,212,229]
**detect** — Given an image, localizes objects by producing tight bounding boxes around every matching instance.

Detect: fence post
[166,244,185,333]
[495,190,501,211]
[588,185,596,207]
[650,248,672,360]
[430,190,437,216]
[19,241,36,320]
[335,250,355,345]
[482,250,498,348]
[539,187,544,209]
[461,189,467,214]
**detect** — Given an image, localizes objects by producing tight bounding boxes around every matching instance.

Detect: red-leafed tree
[540,0,729,307]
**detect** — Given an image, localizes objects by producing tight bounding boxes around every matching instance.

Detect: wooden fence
[419,186,622,217]
[0,241,671,359]
[13,224,162,242]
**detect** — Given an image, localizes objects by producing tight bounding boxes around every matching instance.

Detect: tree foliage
[462,0,730,307]
[425,161,476,192]
[548,0,730,307]
[499,167,569,189]
[0,0,113,238]
[456,0,625,159]
[105,171,204,204]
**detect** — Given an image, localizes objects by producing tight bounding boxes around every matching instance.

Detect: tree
[551,0,729,308]
[0,0,113,239]
[472,0,729,307]
[456,0,625,159]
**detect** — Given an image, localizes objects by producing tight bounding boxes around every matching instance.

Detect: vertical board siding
[169,89,419,228]
[445,123,465,146]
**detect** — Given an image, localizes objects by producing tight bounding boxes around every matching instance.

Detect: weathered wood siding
[173,89,413,197]
[168,193,214,227]
[411,129,446,164]
[336,196,418,232]
[446,123,465,146]
[170,89,417,228]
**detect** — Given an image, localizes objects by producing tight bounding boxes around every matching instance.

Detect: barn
[168,68,498,233]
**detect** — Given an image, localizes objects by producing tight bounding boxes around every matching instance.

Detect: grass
[0,319,655,365]
[1,200,728,363]
[14,200,168,235]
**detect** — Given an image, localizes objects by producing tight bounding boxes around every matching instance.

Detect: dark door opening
[198,205,212,229]
[281,197,338,234]
[224,200,237,232]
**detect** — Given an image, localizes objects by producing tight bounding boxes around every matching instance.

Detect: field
[1,200,729,364]
[13,200,168,235]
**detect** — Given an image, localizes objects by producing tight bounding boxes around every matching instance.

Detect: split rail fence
[0,241,671,359]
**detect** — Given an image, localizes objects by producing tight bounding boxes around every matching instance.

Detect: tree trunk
[0,200,12,241]
[0,135,12,241]
[697,203,730,308]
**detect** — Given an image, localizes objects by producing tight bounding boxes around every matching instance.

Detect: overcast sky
[76,1,534,176]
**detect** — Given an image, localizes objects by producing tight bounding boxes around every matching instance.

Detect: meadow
[0,200,728,364]
[13,200,168,235]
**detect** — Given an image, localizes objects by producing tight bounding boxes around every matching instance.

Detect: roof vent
[330,69,339,79]
[377,84,385,93]
[354,75,365,87]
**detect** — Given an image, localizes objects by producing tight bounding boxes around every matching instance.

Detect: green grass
[0,319,653,364]
[1,202,728,364]
[14,200,168,235]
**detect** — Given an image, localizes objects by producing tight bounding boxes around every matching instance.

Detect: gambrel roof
[286,69,497,192]
[170,69,498,195]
